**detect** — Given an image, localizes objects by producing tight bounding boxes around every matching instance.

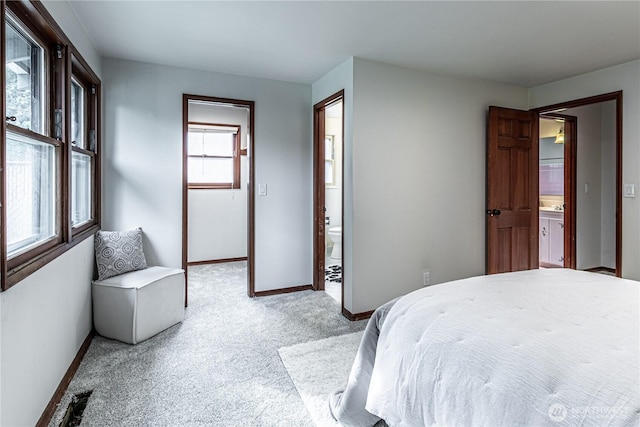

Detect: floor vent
[59,390,93,427]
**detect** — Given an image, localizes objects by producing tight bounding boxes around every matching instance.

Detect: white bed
[330,269,639,426]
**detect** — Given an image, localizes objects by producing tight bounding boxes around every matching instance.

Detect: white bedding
[331,269,640,426]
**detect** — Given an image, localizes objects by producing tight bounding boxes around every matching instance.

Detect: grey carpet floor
[50,261,368,426]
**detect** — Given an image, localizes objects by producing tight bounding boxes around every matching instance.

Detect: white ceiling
[68,1,640,87]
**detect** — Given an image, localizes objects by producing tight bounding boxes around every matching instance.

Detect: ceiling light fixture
[555,127,565,144]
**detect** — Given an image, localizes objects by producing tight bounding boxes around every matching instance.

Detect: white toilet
[328,226,342,259]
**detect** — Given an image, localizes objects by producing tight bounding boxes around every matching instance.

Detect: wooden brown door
[313,105,326,290]
[563,117,577,269]
[486,106,539,274]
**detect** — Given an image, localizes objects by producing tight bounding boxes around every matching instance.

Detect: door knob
[486,209,502,217]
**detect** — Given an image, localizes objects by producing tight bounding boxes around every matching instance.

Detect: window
[6,131,56,257]
[70,78,85,147]
[5,18,44,134]
[325,135,335,186]
[4,13,60,268]
[187,123,240,189]
[71,151,92,226]
[2,1,101,289]
[70,60,98,230]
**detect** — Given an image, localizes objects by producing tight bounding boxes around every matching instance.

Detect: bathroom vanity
[539,133,565,268]
[539,208,564,267]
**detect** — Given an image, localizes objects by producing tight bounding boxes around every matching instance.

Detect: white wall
[0,2,101,425]
[41,1,102,74]
[312,58,354,310]
[317,58,639,313]
[350,58,529,313]
[187,103,248,263]
[315,58,528,314]
[565,104,604,269]
[529,60,640,279]
[564,101,616,270]
[188,159,248,262]
[1,239,94,427]
[102,58,312,292]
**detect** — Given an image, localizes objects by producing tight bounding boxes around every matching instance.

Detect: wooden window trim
[69,53,100,236]
[69,77,86,147]
[186,122,241,190]
[2,1,101,291]
[1,0,6,289]
[7,225,99,287]
[6,123,61,148]
[5,6,63,274]
[5,8,53,137]
[70,142,98,236]
[188,183,238,190]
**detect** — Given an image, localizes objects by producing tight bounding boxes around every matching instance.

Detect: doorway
[313,90,344,309]
[486,91,622,277]
[537,95,620,275]
[182,94,256,303]
[538,114,577,269]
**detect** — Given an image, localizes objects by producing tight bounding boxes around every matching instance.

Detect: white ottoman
[92,266,185,344]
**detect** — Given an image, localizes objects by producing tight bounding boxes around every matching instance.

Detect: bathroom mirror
[539,135,564,196]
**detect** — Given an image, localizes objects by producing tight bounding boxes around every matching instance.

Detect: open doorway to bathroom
[313,91,344,309]
[536,91,621,276]
[182,95,255,303]
[538,115,575,269]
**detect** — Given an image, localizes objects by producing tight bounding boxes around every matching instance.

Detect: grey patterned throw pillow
[95,227,148,280]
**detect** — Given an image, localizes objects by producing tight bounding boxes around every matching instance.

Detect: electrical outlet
[423,270,430,287]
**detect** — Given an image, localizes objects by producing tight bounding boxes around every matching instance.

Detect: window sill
[4,224,99,291]
[188,184,240,190]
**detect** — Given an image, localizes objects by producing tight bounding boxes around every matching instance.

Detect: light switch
[624,184,635,198]
[258,183,267,196]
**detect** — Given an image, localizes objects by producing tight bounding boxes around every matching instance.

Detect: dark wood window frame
[69,53,100,236]
[187,121,241,190]
[2,0,101,290]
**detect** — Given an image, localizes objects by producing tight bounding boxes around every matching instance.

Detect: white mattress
[363,269,639,426]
